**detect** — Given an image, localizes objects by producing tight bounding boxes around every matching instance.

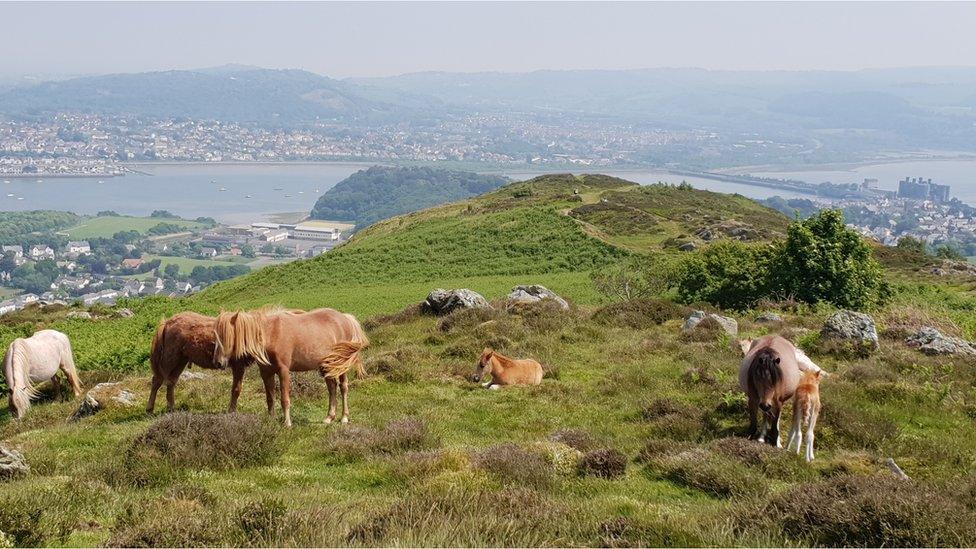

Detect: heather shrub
[126,412,279,471]
[323,418,438,461]
[650,448,768,499]
[550,428,599,452]
[472,443,554,489]
[578,448,628,479]
[592,298,690,329]
[741,474,976,546]
[106,497,227,548]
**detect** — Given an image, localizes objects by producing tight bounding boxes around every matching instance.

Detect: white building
[66,241,91,254]
[262,229,290,242]
[292,223,341,241]
[1,245,23,258]
[29,245,55,260]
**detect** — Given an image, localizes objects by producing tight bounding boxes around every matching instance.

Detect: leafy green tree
[771,209,888,309]
[675,241,776,310]
[896,235,927,255]
[935,244,966,261]
[163,263,181,279]
[241,244,256,258]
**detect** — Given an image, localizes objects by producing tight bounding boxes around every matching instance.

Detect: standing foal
[787,370,822,462]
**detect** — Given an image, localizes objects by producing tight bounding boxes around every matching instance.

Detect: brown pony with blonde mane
[213,307,368,427]
[471,348,544,389]
[739,335,801,447]
[148,311,256,413]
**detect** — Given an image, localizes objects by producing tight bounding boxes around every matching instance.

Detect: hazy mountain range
[2,64,975,148]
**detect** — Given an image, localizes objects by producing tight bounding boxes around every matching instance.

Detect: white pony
[3,330,83,418]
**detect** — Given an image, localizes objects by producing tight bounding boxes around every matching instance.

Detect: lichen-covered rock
[66,311,92,320]
[421,289,490,316]
[678,242,698,252]
[115,308,135,318]
[755,312,784,324]
[821,310,878,349]
[906,327,976,356]
[71,382,136,420]
[683,310,738,337]
[0,445,28,478]
[506,285,569,310]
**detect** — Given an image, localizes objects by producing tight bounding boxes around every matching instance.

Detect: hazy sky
[3,1,976,79]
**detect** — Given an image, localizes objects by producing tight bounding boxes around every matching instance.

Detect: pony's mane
[748,347,783,387]
[6,339,40,415]
[214,311,271,367]
[257,304,304,316]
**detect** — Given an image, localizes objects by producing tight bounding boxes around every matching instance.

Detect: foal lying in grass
[471,348,544,389]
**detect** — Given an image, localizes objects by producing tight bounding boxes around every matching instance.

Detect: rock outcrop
[71,382,137,420]
[682,310,738,337]
[506,285,570,310]
[0,445,28,478]
[421,288,490,316]
[906,327,976,356]
[821,310,878,349]
[755,312,784,324]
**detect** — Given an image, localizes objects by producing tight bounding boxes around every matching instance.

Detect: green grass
[141,254,253,275]
[3,174,976,546]
[61,216,205,239]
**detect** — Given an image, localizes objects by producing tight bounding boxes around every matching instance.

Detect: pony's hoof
[324,416,335,425]
[341,416,349,424]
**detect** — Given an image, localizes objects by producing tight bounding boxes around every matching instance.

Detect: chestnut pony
[148,311,253,414]
[213,307,369,427]
[471,348,544,389]
[739,335,800,447]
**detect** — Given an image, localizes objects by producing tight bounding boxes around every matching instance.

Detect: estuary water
[1,159,974,222]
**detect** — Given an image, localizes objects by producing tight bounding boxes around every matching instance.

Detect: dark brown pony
[147,311,253,414]
[213,307,369,427]
[739,335,800,447]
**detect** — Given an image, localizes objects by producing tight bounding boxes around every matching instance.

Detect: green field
[61,216,205,239]
[142,254,253,275]
[2,174,976,546]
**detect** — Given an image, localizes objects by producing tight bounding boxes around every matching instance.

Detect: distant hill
[309,166,509,229]
[0,67,419,124]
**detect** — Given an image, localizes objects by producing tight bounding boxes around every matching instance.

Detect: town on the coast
[0,216,346,315]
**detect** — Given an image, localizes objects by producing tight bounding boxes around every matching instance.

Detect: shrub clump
[741,474,976,546]
[472,443,554,489]
[323,418,438,461]
[437,307,506,333]
[106,497,226,548]
[578,448,628,479]
[550,428,599,452]
[127,412,279,471]
[530,441,583,476]
[707,437,813,481]
[648,448,768,499]
[592,298,690,330]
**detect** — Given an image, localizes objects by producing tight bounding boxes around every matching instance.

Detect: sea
[0,159,974,222]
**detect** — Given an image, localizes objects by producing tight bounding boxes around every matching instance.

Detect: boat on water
[284,194,292,198]
[3,180,9,184]
[245,195,253,199]
[211,179,217,184]
[98,180,104,184]
[298,191,304,194]
[35,179,43,183]
[6,193,13,197]
[16,197,24,200]
[274,187,283,191]
[219,187,228,192]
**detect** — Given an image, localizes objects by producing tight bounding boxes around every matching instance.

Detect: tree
[896,235,927,255]
[592,256,678,301]
[935,244,966,261]
[241,244,256,258]
[163,263,181,279]
[675,241,776,310]
[150,210,178,219]
[772,209,888,310]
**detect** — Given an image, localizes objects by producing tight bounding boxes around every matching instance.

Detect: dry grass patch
[472,443,555,489]
[592,298,691,330]
[323,417,438,461]
[578,448,628,479]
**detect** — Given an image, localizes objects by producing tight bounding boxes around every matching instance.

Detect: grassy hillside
[3,174,976,546]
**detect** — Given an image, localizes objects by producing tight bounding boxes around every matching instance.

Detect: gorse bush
[676,210,889,310]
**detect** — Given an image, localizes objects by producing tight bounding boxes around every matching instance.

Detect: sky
[3,1,976,79]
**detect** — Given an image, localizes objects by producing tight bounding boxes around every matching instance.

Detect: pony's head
[472,348,494,382]
[748,348,783,415]
[213,310,271,368]
[4,339,36,419]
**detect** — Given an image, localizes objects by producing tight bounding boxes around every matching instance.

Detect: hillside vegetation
[309,166,509,229]
[2,174,976,546]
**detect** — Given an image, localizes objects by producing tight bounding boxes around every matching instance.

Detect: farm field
[2,174,976,546]
[60,216,206,239]
[143,254,253,273]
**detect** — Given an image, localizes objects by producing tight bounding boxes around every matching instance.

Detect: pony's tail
[150,319,167,375]
[319,339,369,380]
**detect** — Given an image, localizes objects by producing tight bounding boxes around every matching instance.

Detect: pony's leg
[51,374,62,401]
[766,407,782,447]
[489,384,502,390]
[228,366,245,413]
[805,406,819,462]
[324,377,338,424]
[60,352,83,397]
[786,405,802,453]
[260,369,276,417]
[279,368,292,428]
[746,396,760,440]
[339,373,350,423]
[164,362,188,413]
[147,374,164,414]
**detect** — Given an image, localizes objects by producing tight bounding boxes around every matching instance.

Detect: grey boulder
[0,445,28,478]
[683,310,738,337]
[421,288,490,316]
[755,312,784,324]
[821,310,878,349]
[506,285,569,310]
[906,327,976,356]
[71,382,136,420]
